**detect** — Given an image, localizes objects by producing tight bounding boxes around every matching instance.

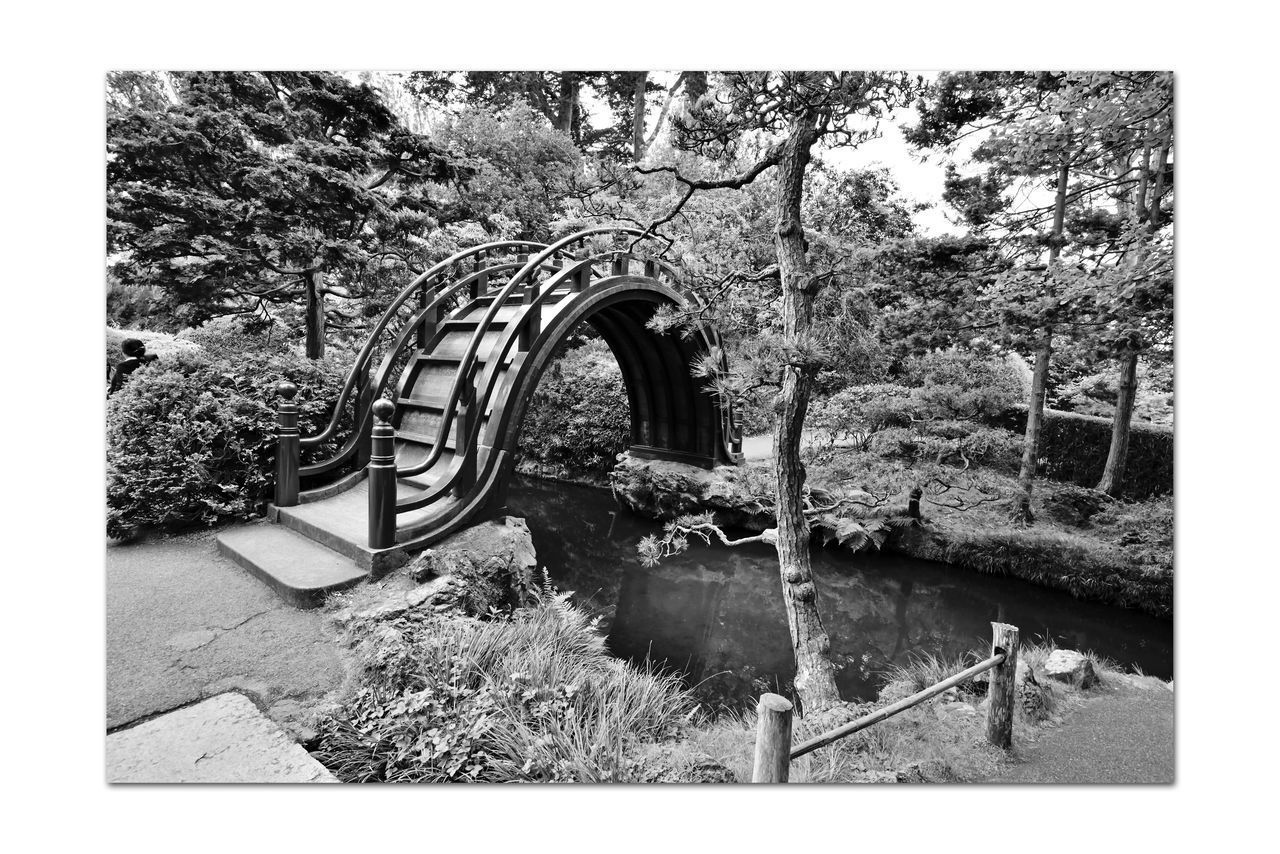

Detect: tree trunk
[770,115,840,713]
[1097,348,1138,496]
[632,71,648,161]
[1098,124,1169,495]
[1011,160,1069,524]
[304,269,325,359]
[1011,340,1050,523]
[555,73,580,140]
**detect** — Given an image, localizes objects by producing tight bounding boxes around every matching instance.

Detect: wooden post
[453,366,477,498]
[572,251,591,293]
[354,366,373,468]
[274,381,300,508]
[985,622,1020,750]
[751,693,794,783]
[417,299,439,350]
[611,254,628,276]
[519,280,541,351]
[367,399,397,550]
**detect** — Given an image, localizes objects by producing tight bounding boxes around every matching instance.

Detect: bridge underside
[584,296,727,470]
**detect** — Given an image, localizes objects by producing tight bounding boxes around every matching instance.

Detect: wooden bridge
[217,227,743,606]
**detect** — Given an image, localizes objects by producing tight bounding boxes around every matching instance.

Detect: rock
[1043,649,1098,688]
[401,516,539,615]
[1041,485,1113,527]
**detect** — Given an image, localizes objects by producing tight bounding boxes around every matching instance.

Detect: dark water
[507,476,1173,708]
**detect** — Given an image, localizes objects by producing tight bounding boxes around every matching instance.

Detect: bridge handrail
[391,227,642,483]
[296,239,548,458]
[299,262,523,478]
[392,252,612,507]
[750,622,1021,783]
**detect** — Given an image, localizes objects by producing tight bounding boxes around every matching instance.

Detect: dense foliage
[106,333,353,539]
[517,339,631,475]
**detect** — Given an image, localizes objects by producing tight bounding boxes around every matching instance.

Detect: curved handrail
[394,254,603,506]
[393,226,644,480]
[299,262,522,477]
[299,239,547,454]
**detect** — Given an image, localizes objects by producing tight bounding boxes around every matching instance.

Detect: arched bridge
[218,227,743,595]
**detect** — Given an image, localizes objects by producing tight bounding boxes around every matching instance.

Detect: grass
[315,585,698,783]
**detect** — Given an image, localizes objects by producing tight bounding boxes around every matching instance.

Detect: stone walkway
[106,531,347,740]
[106,692,337,783]
[987,675,1175,784]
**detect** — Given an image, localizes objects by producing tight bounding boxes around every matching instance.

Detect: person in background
[108,338,158,396]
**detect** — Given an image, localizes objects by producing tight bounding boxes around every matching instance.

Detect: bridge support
[274,382,299,508]
[368,399,397,549]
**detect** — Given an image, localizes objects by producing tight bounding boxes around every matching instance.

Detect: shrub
[900,350,1025,421]
[518,339,631,474]
[106,345,352,539]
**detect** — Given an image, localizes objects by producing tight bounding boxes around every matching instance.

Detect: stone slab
[106,693,337,783]
[216,524,368,609]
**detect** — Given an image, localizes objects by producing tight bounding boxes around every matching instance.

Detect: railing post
[453,366,477,498]
[354,366,373,468]
[417,289,437,349]
[985,622,1020,750]
[572,251,591,293]
[519,279,541,351]
[751,693,793,783]
[367,399,397,550]
[611,253,629,276]
[274,381,300,508]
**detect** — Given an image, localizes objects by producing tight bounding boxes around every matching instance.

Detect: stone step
[216,524,369,609]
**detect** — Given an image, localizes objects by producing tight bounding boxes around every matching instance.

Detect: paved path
[987,676,1175,784]
[106,531,347,739]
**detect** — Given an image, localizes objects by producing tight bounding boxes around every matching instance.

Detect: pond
[507,475,1174,709]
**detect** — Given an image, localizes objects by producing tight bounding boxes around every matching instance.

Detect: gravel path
[106,531,347,738]
[988,676,1175,784]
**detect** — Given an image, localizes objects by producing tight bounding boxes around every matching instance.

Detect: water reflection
[507,476,1173,708]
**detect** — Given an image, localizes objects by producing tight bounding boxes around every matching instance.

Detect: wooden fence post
[274,381,299,508]
[367,398,397,550]
[751,693,794,783]
[985,622,1020,750]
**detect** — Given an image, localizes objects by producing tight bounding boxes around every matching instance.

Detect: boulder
[1043,649,1098,688]
[403,515,538,613]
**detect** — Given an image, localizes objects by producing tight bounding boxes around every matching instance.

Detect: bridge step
[216,523,368,609]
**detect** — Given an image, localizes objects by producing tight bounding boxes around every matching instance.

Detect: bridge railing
[273,240,550,504]
[751,622,1021,783]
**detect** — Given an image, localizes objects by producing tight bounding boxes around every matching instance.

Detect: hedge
[991,405,1173,500]
[106,347,352,539]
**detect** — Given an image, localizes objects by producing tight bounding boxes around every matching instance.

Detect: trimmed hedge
[992,406,1173,500]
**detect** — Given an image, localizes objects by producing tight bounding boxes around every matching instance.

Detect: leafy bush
[900,350,1025,421]
[106,345,353,539]
[518,339,631,474]
[991,406,1173,499]
[314,589,695,782]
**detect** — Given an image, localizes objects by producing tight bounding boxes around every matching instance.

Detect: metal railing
[751,622,1020,783]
